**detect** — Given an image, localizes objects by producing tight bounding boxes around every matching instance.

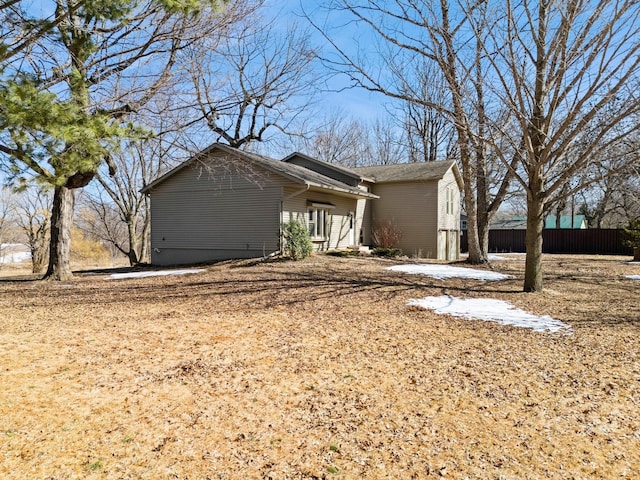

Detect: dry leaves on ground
[0,254,639,479]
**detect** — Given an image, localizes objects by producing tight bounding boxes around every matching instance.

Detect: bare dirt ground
[1,254,639,479]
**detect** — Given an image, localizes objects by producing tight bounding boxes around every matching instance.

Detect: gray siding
[283,187,359,250]
[369,181,439,258]
[149,153,287,265]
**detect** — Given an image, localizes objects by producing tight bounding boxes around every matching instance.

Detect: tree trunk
[140,199,151,263]
[31,244,47,274]
[126,218,139,266]
[524,192,545,292]
[460,147,487,264]
[478,214,490,258]
[43,186,75,281]
[464,198,485,264]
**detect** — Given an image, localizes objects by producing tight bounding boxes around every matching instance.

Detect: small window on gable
[446,188,454,215]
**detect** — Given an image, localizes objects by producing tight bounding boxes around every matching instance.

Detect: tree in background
[184,8,319,149]
[312,0,516,264]
[295,111,369,167]
[578,159,640,228]
[14,186,51,273]
[0,188,16,268]
[481,0,640,291]
[0,0,233,280]
[79,127,181,265]
[398,61,455,164]
[292,111,406,167]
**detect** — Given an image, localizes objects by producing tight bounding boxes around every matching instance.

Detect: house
[141,143,463,265]
[353,162,463,260]
[490,215,587,230]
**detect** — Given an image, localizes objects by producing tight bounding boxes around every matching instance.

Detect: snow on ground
[627,275,640,280]
[0,244,31,264]
[388,263,512,281]
[108,269,204,280]
[408,295,571,333]
[460,252,526,261]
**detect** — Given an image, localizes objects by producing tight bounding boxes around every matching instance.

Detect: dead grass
[0,254,639,479]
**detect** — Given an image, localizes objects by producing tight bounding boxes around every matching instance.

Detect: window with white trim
[307,203,334,239]
[446,188,454,215]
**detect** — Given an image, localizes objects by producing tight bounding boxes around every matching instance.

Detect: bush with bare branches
[371,219,402,249]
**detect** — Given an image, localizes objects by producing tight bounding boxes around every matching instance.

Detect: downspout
[280,184,311,254]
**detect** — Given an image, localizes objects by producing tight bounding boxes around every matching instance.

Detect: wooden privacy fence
[460,229,633,255]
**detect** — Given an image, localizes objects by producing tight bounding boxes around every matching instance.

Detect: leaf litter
[0,254,639,479]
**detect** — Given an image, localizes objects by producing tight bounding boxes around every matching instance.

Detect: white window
[308,207,327,239]
[307,203,333,239]
[446,188,454,215]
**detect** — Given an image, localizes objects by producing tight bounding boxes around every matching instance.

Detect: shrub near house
[623,220,640,261]
[282,220,313,260]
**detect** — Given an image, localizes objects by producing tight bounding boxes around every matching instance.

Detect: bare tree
[578,159,640,228]
[481,0,640,291]
[294,111,369,167]
[292,112,405,167]
[81,128,181,265]
[0,188,16,269]
[397,61,455,163]
[311,0,517,264]
[14,186,51,273]
[367,118,406,166]
[0,0,241,280]
[184,8,320,149]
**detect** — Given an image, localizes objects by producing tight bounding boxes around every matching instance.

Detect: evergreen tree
[0,0,226,279]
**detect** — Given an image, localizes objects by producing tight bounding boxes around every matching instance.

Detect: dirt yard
[1,254,639,479]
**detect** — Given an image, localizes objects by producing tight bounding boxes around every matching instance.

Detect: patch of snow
[107,269,204,280]
[461,252,526,261]
[626,275,640,280]
[388,264,511,281]
[408,295,571,333]
[0,244,31,264]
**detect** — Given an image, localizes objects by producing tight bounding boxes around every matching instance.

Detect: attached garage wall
[149,154,286,265]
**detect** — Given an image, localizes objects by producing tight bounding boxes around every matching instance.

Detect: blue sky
[262,0,390,121]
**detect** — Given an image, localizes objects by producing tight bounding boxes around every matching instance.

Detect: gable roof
[353,160,463,187]
[141,143,378,199]
[545,215,587,229]
[490,215,588,230]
